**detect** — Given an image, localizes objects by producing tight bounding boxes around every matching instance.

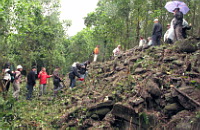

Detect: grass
[0,79,71,129]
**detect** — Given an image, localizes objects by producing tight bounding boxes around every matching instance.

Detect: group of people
[139,8,190,47]
[2,64,63,100]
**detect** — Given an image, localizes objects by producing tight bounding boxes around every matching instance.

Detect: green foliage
[139,112,149,125]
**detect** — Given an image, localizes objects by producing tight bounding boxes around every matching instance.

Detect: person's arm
[46,74,51,78]
[32,72,36,85]
[38,73,41,78]
[152,24,156,35]
[7,70,14,76]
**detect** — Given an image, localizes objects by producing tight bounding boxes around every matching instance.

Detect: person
[152,19,162,46]
[164,24,174,44]
[38,67,52,96]
[182,20,191,39]
[139,37,147,47]
[53,66,63,95]
[166,18,190,43]
[26,66,37,100]
[93,45,100,62]
[69,62,82,89]
[79,61,90,79]
[147,37,153,46]
[113,45,121,57]
[173,8,183,41]
[13,65,23,100]
[2,63,13,92]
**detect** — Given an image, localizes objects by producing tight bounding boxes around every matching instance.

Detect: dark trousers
[152,34,161,46]
[166,38,173,44]
[26,84,34,100]
[3,80,10,91]
[69,78,76,88]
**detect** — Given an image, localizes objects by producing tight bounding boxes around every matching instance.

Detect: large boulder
[175,38,199,53]
[86,101,114,120]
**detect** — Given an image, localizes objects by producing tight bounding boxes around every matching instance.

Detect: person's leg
[152,35,157,46]
[39,84,44,96]
[70,78,76,88]
[27,84,33,100]
[69,78,73,88]
[29,85,33,99]
[6,80,10,92]
[182,28,187,39]
[72,78,76,88]
[13,83,20,99]
[157,35,161,46]
[43,84,47,95]
[26,84,30,99]
[93,54,98,62]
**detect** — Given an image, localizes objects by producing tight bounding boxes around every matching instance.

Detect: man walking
[26,66,37,100]
[152,19,162,46]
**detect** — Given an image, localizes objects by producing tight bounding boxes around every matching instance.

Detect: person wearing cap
[152,19,162,46]
[113,45,121,57]
[26,66,37,100]
[164,24,174,44]
[13,65,23,100]
[173,8,183,41]
[69,62,82,89]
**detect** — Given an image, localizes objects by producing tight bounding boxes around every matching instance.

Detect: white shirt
[139,39,147,47]
[3,69,11,80]
[113,47,121,56]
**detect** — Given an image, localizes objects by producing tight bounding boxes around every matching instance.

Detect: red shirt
[38,71,51,84]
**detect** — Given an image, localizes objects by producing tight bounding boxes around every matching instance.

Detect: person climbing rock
[53,66,63,96]
[93,45,100,62]
[13,65,23,100]
[152,19,162,46]
[79,61,90,79]
[173,8,184,41]
[113,45,121,57]
[69,62,82,89]
[38,67,52,96]
[26,66,37,100]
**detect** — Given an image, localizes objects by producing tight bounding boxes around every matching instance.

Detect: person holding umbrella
[165,1,190,41]
[173,8,184,41]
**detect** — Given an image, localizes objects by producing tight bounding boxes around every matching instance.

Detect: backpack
[11,73,16,83]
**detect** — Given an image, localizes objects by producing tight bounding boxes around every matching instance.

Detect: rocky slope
[55,38,200,130]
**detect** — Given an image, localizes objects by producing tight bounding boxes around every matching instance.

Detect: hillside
[51,38,200,129]
[1,38,200,129]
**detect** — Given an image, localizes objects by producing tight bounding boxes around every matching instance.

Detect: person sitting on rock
[164,24,174,44]
[147,37,153,46]
[139,37,147,47]
[113,45,121,57]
